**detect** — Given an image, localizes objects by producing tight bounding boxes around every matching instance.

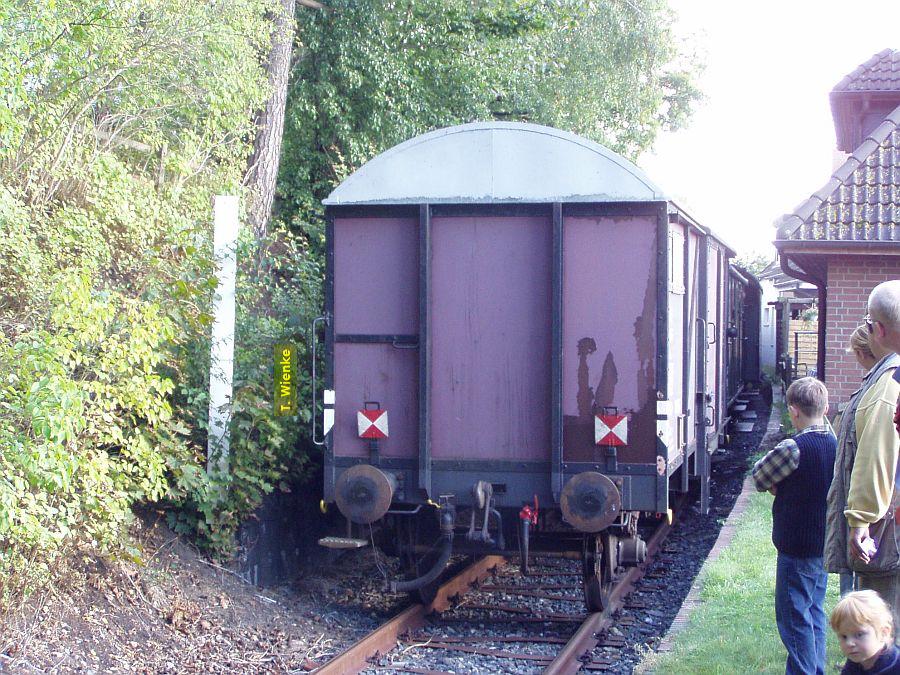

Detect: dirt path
[0,511,384,674]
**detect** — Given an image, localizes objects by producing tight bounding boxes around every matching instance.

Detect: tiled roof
[834,49,900,93]
[758,258,815,291]
[777,104,900,242]
[756,258,781,280]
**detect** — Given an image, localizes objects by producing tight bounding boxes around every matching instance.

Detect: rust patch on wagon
[576,337,597,421]
[633,268,656,405]
[615,267,657,464]
[565,337,598,461]
[594,351,618,409]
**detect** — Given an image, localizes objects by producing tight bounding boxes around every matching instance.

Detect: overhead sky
[639,0,900,260]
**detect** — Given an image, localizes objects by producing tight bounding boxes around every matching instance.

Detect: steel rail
[315,555,505,674]
[543,495,690,675]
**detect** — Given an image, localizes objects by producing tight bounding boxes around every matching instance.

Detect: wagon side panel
[561,214,658,465]
[331,216,419,461]
[666,221,686,473]
[333,217,419,335]
[704,242,729,445]
[683,228,702,454]
[743,282,761,381]
[726,271,744,402]
[704,241,722,445]
[716,247,729,429]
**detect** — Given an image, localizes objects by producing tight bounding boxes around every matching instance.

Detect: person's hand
[849,526,873,563]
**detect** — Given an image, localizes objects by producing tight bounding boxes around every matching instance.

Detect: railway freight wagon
[312,122,750,610]
[725,265,762,406]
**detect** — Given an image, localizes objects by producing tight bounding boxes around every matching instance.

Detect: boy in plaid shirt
[752,377,837,675]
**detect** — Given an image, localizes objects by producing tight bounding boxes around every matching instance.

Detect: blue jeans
[839,571,855,596]
[775,553,827,675]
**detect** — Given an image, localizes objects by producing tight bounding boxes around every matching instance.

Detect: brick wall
[826,255,900,407]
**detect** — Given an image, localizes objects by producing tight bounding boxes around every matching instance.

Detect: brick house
[775,49,900,406]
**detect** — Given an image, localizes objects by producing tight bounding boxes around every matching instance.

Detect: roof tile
[778,103,900,242]
[834,49,900,93]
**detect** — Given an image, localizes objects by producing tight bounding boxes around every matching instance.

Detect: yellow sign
[275,343,296,416]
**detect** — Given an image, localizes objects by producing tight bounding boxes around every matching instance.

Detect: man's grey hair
[868,280,900,329]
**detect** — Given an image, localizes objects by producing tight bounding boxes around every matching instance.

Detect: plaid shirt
[752,424,832,492]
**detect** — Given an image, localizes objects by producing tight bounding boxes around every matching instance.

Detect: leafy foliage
[0,0,702,607]
[735,252,775,277]
[166,229,322,553]
[2,0,270,204]
[0,0,323,604]
[0,270,200,602]
[279,0,702,227]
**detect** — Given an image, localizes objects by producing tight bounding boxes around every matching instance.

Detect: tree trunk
[245,0,296,241]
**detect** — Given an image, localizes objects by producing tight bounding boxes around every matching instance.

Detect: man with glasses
[842,280,900,641]
[865,280,900,440]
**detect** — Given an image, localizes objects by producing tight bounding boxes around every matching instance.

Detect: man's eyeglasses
[865,314,875,334]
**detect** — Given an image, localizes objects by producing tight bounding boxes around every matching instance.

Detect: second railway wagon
[312,122,755,609]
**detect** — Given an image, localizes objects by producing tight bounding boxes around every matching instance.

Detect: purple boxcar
[312,122,756,609]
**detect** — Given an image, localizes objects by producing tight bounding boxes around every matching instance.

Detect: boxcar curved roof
[323,122,666,205]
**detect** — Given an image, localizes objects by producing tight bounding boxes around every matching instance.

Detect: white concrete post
[207,195,239,476]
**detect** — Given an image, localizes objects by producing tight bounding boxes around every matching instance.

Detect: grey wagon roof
[323,122,666,206]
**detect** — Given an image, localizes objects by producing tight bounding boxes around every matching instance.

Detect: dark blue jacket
[841,644,900,674]
[772,427,836,558]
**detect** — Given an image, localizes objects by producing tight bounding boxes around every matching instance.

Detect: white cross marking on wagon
[357,409,389,439]
[595,414,628,446]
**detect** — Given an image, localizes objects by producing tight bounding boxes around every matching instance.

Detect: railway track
[316,503,681,675]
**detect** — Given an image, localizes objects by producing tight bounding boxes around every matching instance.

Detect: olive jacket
[825,353,900,575]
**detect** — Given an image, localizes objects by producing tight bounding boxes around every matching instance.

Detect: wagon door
[560,207,663,513]
[682,228,702,483]
[704,241,725,448]
[427,213,553,497]
[667,221,686,476]
[326,214,420,499]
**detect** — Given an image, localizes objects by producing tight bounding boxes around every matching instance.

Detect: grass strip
[638,488,844,674]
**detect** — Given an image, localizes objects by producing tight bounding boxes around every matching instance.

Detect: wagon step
[318,536,369,549]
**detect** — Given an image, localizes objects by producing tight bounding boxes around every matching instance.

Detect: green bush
[0,270,211,602]
[165,229,322,555]
[0,181,323,602]
[0,0,323,605]
[0,188,46,327]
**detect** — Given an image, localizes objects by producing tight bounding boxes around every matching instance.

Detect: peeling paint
[576,337,597,421]
[633,267,657,402]
[594,350,618,409]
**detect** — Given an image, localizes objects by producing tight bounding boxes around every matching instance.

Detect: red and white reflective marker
[357,409,389,439]
[595,414,628,446]
[323,389,335,436]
